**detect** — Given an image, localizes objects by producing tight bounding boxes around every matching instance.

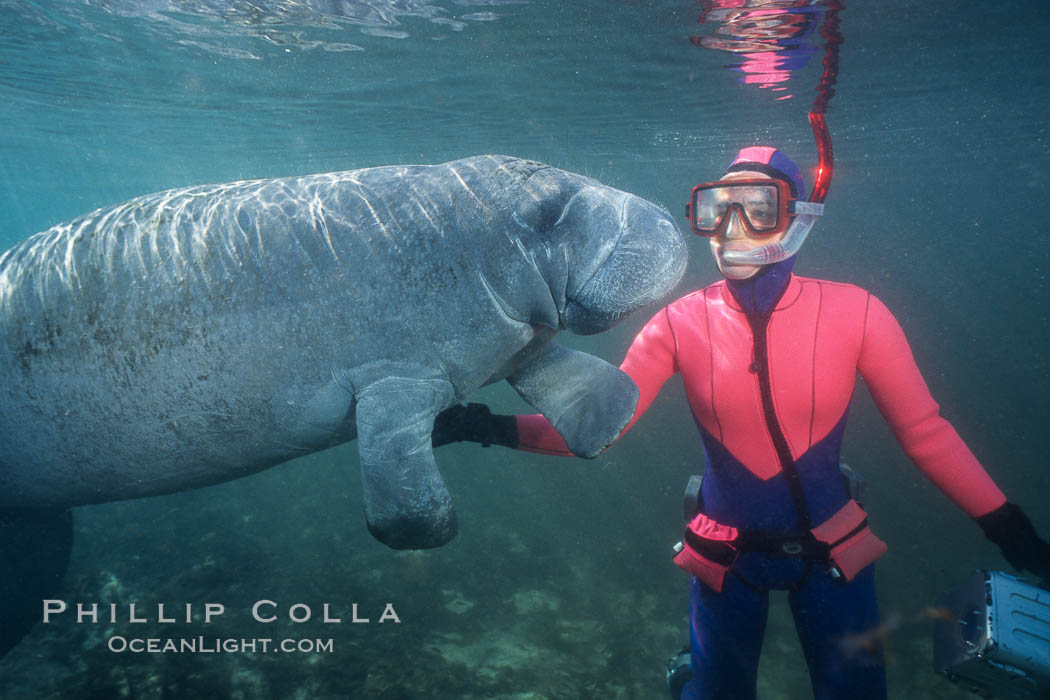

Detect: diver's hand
[976,502,1050,581]
[431,403,518,449]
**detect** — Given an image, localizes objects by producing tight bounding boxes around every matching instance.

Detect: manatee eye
[533,199,562,232]
[515,197,564,239]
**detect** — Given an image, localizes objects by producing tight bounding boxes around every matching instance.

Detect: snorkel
[718,2,842,267]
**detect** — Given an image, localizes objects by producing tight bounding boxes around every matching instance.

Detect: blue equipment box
[933,570,1050,698]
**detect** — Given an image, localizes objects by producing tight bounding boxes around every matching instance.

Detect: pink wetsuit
[515,271,1008,700]
[516,275,1004,523]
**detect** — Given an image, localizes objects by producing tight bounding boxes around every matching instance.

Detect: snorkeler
[432,146,1050,699]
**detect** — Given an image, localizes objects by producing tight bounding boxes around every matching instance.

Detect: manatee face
[560,187,687,335]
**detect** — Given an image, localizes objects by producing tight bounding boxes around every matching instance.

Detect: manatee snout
[564,196,687,335]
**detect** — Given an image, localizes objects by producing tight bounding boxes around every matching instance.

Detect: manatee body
[0,155,686,549]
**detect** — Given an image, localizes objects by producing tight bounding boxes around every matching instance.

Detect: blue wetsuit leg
[681,571,768,700]
[789,564,887,700]
[680,561,886,700]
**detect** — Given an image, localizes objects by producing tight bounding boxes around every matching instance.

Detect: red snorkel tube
[721,0,844,266]
[809,111,833,204]
[808,0,843,206]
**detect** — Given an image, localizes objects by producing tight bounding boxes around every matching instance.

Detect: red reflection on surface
[693,1,821,98]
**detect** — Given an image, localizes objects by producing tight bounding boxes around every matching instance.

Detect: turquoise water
[1,0,1048,697]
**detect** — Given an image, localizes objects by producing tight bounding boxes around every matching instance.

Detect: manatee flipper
[0,508,73,659]
[355,375,457,550]
[507,342,639,458]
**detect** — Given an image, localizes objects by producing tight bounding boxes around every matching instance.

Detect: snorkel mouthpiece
[719,200,823,266]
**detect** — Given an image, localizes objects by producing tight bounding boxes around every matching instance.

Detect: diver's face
[708,170,788,281]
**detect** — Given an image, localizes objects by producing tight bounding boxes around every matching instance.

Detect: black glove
[976,502,1050,581]
[431,403,518,449]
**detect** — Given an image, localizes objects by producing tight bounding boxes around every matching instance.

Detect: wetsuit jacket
[515,272,1005,532]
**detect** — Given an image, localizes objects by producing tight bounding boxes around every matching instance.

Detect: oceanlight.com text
[107,636,335,654]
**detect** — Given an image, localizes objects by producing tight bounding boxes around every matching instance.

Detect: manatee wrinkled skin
[0,155,686,549]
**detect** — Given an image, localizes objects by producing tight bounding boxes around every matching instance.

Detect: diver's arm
[856,293,1006,517]
[858,293,1050,579]
[434,306,680,456]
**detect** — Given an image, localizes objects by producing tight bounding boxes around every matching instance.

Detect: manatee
[0,154,687,658]
[0,155,685,562]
